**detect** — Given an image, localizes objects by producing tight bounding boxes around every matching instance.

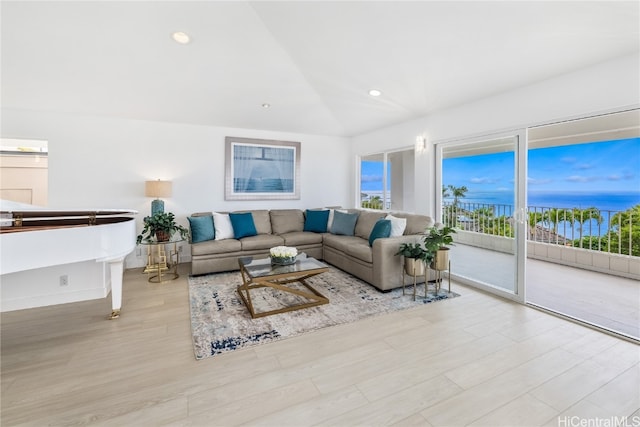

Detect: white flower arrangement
[270,246,298,258]
[270,246,298,265]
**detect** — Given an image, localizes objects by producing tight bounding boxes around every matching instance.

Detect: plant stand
[141,239,183,283]
[402,257,427,301]
[428,259,451,296]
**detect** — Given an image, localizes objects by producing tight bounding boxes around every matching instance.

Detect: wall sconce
[145,179,172,215]
[416,136,426,153]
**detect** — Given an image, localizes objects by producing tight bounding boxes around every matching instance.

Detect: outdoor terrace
[442,202,639,341]
[449,244,639,341]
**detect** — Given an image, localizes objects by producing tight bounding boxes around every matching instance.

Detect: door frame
[434,129,527,303]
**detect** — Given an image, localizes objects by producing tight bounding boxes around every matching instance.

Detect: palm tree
[528,211,544,240]
[368,195,383,210]
[486,215,514,238]
[605,204,639,256]
[472,207,495,234]
[442,185,454,226]
[572,207,603,247]
[447,185,468,209]
[543,207,570,244]
[442,185,451,199]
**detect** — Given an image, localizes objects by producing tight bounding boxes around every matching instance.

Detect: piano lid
[0,200,137,233]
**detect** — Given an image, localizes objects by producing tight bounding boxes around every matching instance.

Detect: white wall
[351,53,640,217]
[1,261,108,312]
[0,110,351,273]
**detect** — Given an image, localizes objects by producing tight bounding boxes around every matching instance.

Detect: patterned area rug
[188,266,459,360]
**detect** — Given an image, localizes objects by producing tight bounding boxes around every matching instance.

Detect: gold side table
[140,239,183,283]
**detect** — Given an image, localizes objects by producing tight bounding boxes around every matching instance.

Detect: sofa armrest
[371,235,423,290]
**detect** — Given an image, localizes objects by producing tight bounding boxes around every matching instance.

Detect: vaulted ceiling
[2,1,639,137]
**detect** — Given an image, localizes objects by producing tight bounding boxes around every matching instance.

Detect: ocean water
[448,191,640,239]
[364,190,639,216]
[457,191,640,213]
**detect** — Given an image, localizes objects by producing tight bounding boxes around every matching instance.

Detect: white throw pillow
[213,212,234,240]
[385,214,407,237]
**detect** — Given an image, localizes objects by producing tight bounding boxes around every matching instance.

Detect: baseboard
[1,288,108,312]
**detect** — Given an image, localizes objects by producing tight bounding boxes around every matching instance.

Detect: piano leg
[107,257,125,319]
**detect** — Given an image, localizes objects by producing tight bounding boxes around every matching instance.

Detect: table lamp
[145,180,172,215]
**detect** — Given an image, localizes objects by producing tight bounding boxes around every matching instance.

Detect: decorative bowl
[269,246,298,265]
[270,255,297,266]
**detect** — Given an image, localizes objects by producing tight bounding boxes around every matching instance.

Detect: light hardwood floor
[1,264,639,426]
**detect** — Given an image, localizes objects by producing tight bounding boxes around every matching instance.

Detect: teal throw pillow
[330,211,359,236]
[229,212,257,239]
[304,209,330,233]
[188,215,215,243]
[368,219,391,246]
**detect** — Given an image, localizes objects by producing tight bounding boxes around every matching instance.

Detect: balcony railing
[443,202,639,257]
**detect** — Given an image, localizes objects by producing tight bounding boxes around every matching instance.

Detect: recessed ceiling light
[368,89,382,97]
[262,103,271,108]
[172,32,190,44]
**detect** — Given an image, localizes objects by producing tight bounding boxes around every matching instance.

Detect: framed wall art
[225,136,301,200]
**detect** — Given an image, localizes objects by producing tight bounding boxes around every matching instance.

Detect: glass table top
[239,253,329,279]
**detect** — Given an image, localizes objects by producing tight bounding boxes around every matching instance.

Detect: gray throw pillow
[330,211,359,236]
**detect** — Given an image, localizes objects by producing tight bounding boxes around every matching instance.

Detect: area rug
[188,266,459,360]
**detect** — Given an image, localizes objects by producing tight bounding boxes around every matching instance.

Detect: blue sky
[361,138,640,194]
[442,138,640,194]
[527,138,639,193]
[360,162,389,192]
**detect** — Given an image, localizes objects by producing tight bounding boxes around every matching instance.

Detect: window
[359,148,415,211]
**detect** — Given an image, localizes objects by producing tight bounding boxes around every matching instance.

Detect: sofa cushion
[188,215,215,243]
[391,213,433,235]
[279,231,323,246]
[240,234,284,251]
[304,209,330,233]
[369,219,391,246]
[229,212,258,239]
[324,234,372,263]
[347,240,374,263]
[213,212,234,240]
[235,210,272,235]
[330,211,359,236]
[191,238,241,256]
[385,214,407,237]
[354,210,386,240]
[270,209,304,234]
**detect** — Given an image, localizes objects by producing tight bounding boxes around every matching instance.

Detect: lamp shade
[145,180,172,198]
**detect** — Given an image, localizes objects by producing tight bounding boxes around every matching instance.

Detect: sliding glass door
[434,111,638,340]
[437,133,526,300]
[526,110,640,340]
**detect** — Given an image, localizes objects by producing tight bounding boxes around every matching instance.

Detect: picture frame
[225,137,301,200]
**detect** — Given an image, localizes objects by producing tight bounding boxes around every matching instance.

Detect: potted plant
[423,222,456,270]
[136,212,189,244]
[395,242,428,276]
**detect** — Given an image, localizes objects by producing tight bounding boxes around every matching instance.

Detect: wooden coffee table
[237,254,330,319]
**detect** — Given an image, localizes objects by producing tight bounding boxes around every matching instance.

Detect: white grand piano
[0,205,137,319]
